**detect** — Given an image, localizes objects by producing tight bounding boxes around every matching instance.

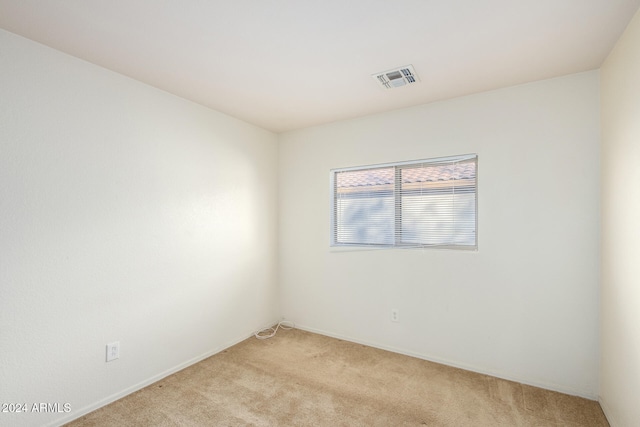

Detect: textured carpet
[66,328,608,426]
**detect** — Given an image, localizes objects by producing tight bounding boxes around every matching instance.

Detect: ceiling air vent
[372,65,419,89]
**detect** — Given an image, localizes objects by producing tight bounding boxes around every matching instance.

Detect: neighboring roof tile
[337,163,476,189]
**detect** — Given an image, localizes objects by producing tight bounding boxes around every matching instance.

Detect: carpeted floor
[66,328,609,426]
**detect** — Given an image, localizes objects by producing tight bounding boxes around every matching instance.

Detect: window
[330,154,477,249]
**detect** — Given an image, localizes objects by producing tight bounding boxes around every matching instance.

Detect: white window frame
[330,154,478,250]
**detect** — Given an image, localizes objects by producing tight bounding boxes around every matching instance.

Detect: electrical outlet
[106,341,120,362]
[391,309,399,322]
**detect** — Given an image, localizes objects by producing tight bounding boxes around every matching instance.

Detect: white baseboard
[598,396,617,427]
[294,324,599,400]
[47,326,269,427]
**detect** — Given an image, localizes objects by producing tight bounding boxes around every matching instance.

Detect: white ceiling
[1,1,639,133]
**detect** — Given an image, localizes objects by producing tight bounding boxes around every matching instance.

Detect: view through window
[331,155,477,249]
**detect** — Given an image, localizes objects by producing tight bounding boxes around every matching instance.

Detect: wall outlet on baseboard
[106,341,120,362]
[391,309,400,322]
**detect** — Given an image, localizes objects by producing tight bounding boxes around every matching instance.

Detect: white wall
[279,71,601,398]
[600,8,640,427]
[0,30,279,427]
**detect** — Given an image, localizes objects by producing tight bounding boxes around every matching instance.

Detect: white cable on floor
[254,320,295,340]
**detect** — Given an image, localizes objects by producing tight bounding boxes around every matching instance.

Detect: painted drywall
[278,71,601,398]
[600,8,640,427]
[0,30,279,427]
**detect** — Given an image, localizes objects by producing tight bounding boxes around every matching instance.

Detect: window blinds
[331,154,477,249]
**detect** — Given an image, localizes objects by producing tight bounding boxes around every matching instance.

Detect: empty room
[1,1,639,426]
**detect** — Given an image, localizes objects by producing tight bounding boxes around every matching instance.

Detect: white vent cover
[372,65,419,89]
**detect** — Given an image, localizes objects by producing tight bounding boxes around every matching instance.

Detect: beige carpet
[66,328,608,426]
